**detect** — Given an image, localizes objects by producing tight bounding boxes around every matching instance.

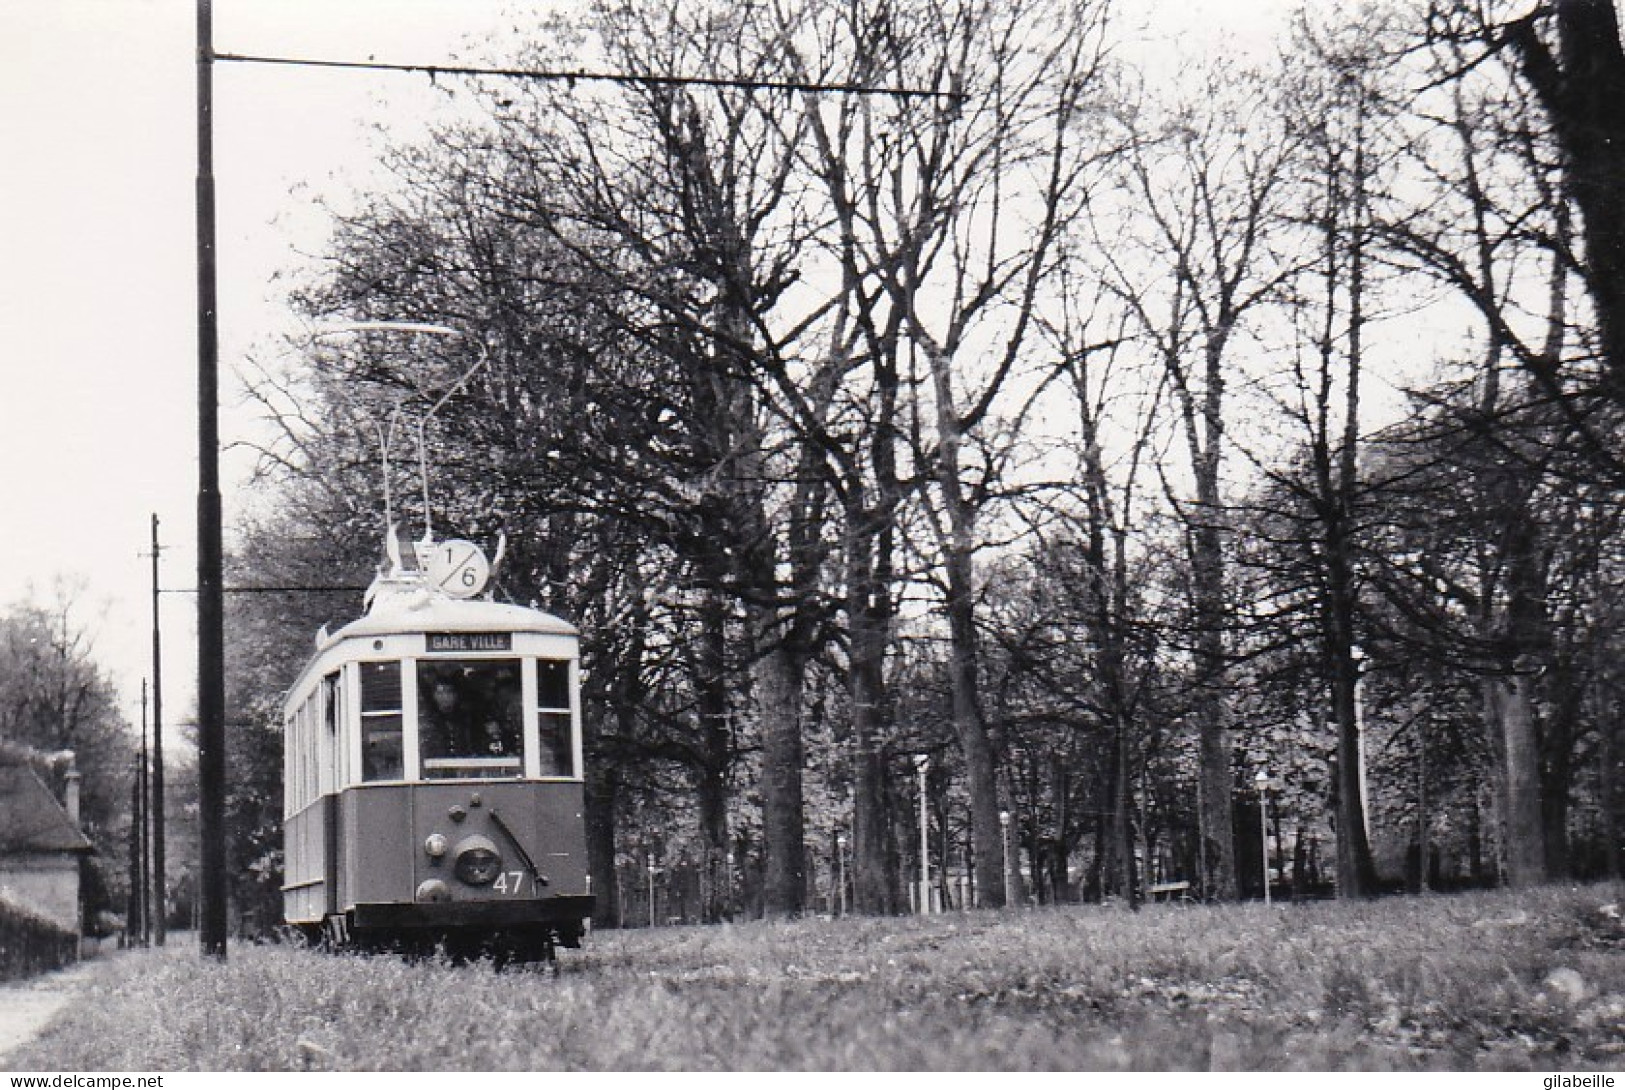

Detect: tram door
[322,671,342,915]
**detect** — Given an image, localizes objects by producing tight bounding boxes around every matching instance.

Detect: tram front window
[418,660,523,780]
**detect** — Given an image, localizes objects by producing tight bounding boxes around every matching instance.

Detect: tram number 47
[491,871,527,895]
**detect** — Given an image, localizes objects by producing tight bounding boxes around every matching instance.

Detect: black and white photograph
[0,0,1623,1076]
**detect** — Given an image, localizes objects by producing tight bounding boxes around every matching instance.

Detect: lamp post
[724,851,737,922]
[1352,645,1372,846]
[835,834,847,917]
[1254,769,1272,905]
[913,755,930,915]
[725,849,735,919]
[1000,810,1018,907]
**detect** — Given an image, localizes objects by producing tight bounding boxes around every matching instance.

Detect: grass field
[8,885,1625,1071]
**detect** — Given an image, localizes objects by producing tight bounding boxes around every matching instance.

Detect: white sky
[0,0,520,729]
[0,0,1293,735]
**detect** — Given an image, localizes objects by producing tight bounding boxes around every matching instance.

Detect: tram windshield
[417,660,523,780]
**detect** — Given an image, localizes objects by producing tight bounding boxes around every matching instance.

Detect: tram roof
[282,580,580,708]
[324,593,578,647]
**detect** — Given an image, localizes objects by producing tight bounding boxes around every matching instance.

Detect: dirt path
[0,959,107,1064]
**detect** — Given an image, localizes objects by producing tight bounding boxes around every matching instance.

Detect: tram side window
[295,703,313,806]
[305,693,320,799]
[537,659,574,777]
[418,660,523,780]
[360,661,404,781]
[323,672,343,789]
[285,707,304,812]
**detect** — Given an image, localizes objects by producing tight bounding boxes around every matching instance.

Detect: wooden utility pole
[147,513,167,946]
[138,682,151,944]
[196,0,228,960]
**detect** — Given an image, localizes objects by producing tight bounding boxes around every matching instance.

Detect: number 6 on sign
[426,539,490,599]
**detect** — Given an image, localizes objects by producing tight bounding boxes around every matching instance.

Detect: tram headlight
[453,835,503,886]
[416,878,451,903]
[424,833,448,858]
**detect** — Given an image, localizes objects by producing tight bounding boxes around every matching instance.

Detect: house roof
[0,764,92,854]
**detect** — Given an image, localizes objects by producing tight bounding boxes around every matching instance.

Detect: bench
[1147,880,1192,903]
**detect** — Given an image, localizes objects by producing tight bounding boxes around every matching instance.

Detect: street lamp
[1000,809,1019,907]
[913,756,930,915]
[1254,769,1272,905]
[725,849,735,919]
[836,834,847,917]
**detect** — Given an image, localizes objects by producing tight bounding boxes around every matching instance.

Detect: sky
[0,0,520,730]
[0,0,1293,738]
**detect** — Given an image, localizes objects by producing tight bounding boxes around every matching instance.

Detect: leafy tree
[0,583,137,927]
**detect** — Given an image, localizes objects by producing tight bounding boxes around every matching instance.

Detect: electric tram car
[280,536,594,962]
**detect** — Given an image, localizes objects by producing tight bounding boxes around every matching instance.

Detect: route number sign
[426,539,490,598]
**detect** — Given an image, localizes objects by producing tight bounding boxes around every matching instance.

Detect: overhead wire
[211,51,965,102]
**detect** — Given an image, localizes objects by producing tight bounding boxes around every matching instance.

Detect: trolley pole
[148,514,167,946]
[196,0,229,961]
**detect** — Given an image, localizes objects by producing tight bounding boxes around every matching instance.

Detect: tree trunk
[1416,718,1431,893]
[929,350,1006,907]
[695,587,733,922]
[1191,520,1237,901]
[1486,672,1549,887]
[1541,717,1573,880]
[1599,696,1622,881]
[754,636,808,917]
[1051,757,1074,903]
[1111,712,1138,905]
[844,416,904,914]
[585,757,620,929]
[1330,633,1379,895]
[1507,0,1625,405]
[848,594,897,913]
[1192,318,1238,901]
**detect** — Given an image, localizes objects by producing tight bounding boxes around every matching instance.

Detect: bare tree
[1095,63,1304,899]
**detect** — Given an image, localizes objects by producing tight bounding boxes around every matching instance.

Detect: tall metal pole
[1000,810,1017,907]
[1262,793,1271,904]
[836,834,846,917]
[1255,770,1271,905]
[914,756,930,915]
[149,514,166,946]
[196,0,228,961]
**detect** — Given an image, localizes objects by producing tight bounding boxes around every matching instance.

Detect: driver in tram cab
[420,678,467,757]
[420,676,503,758]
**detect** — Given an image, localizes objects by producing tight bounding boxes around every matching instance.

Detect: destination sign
[426,632,513,653]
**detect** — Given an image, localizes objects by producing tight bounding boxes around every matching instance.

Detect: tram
[280,534,593,962]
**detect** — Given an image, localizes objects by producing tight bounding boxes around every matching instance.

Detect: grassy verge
[9,885,1624,1070]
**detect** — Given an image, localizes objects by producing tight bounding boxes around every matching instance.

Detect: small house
[0,761,91,935]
